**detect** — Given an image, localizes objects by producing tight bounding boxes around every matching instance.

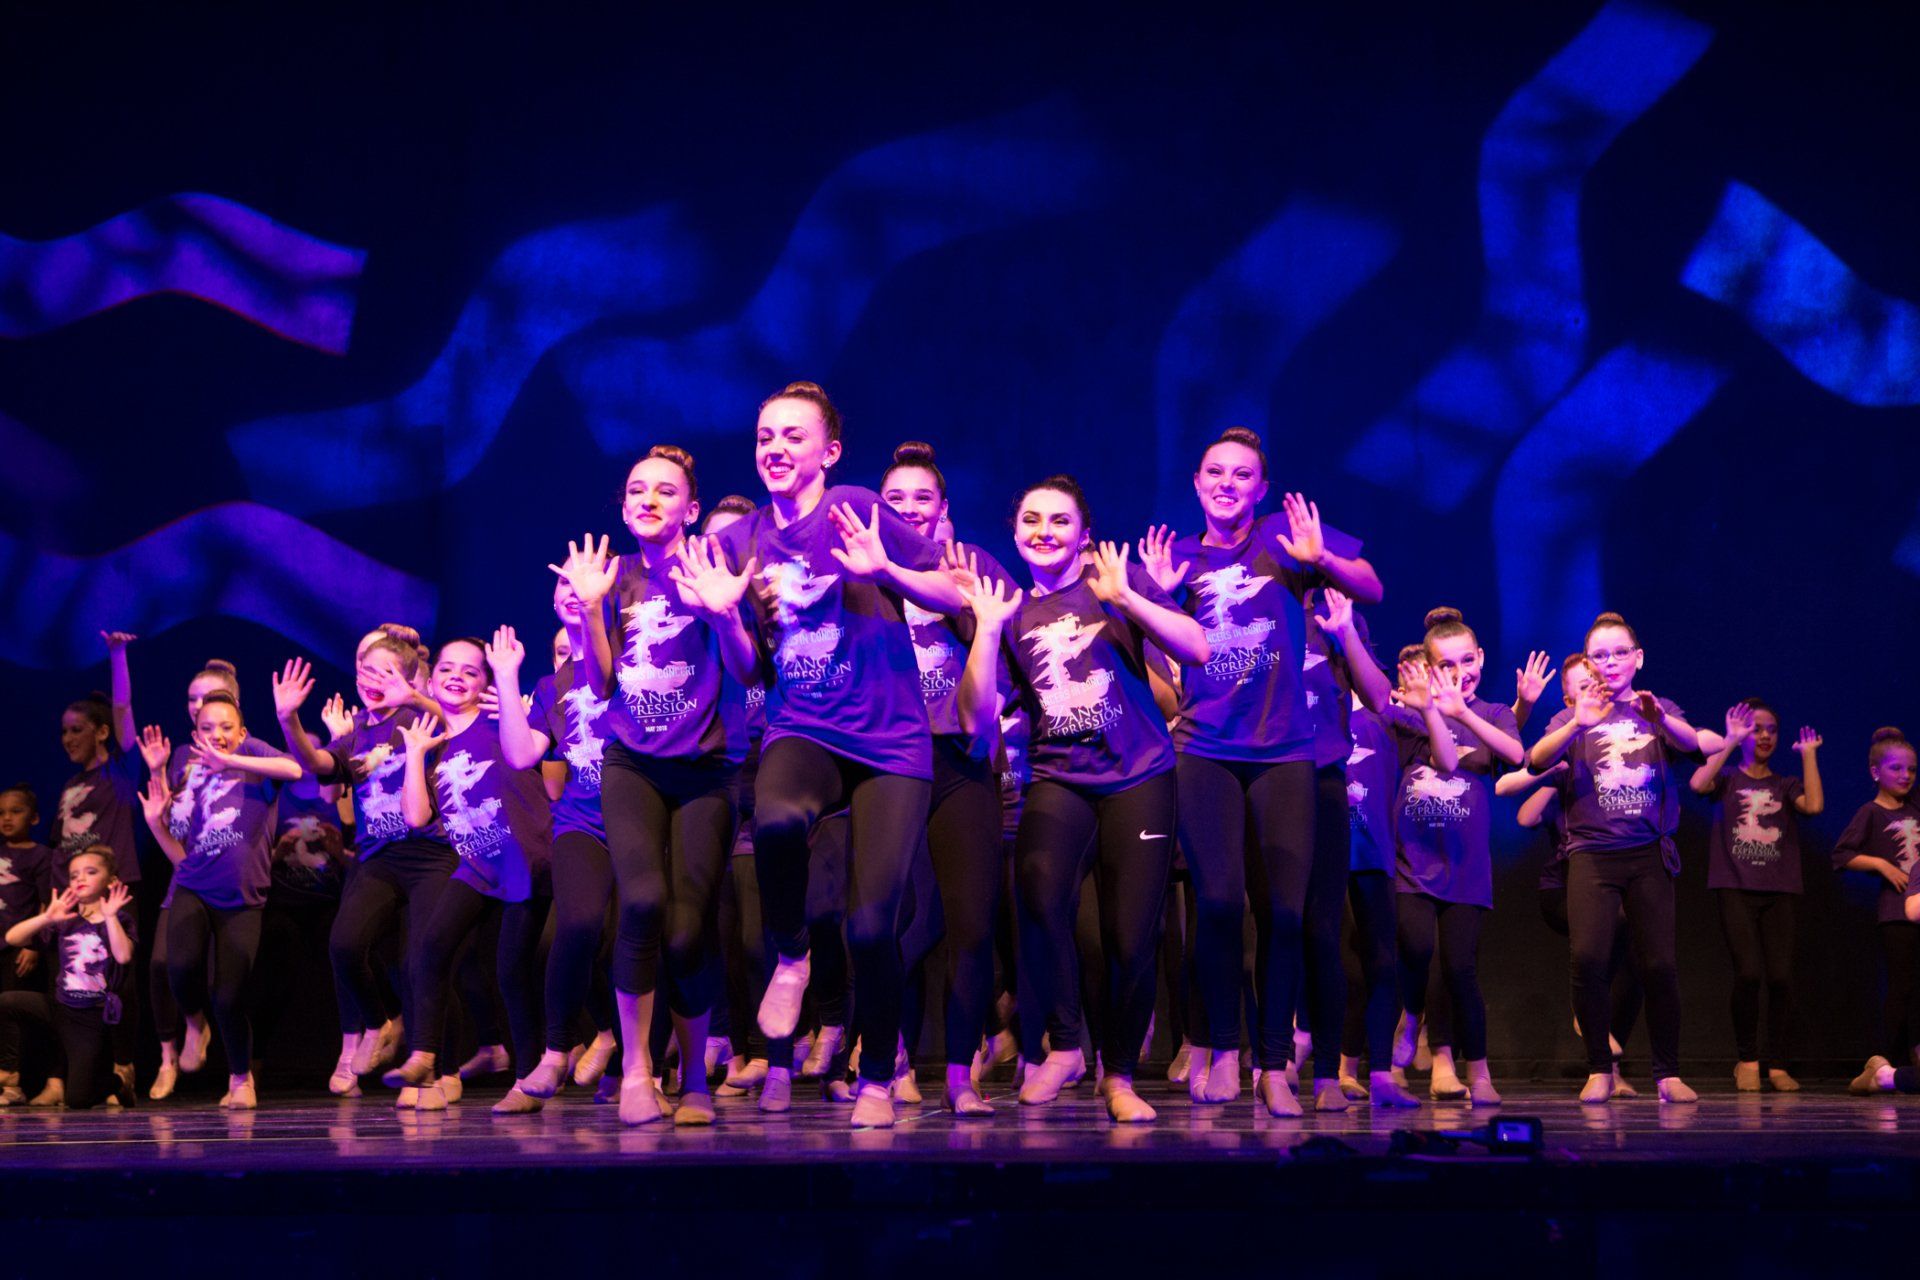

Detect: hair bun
[1593,611,1627,627]
[892,440,937,467]
[204,658,237,676]
[647,443,696,473]
[1872,726,1909,745]
[1423,606,1464,630]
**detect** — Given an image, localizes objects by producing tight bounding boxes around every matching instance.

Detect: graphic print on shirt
[1889,815,1920,874]
[760,557,848,694]
[168,771,199,840]
[281,815,333,873]
[619,594,698,731]
[1192,566,1278,689]
[188,773,245,858]
[558,684,609,785]
[1402,764,1471,824]
[1346,741,1373,831]
[1301,648,1327,709]
[0,855,15,888]
[351,741,409,842]
[1591,717,1657,814]
[1729,784,1784,868]
[438,752,505,857]
[56,782,97,851]
[905,602,958,704]
[63,929,108,997]
[1021,612,1119,737]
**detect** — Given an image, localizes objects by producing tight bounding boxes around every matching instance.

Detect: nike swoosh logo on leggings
[1139,831,1169,841]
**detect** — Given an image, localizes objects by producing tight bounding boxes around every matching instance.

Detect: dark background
[3,1,1916,1076]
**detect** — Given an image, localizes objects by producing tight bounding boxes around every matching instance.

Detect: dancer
[1834,728,1920,1093]
[0,788,53,1104]
[1528,612,1708,1104]
[1691,700,1823,1091]
[1138,427,1384,1116]
[972,474,1208,1123]
[137,691,300,1108]
[384,637,553,1114]
[882,440,1014,1115]
[1385,609,1524,1106]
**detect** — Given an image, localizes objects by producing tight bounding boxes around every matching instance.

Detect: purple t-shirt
[605,551,747,764]
[714,484,943,781]
[1833,801,1920,924]
[1383,696,1516,909]
[1346,707,1398,874]
[327,706,443,859]
[169,738,287,910]
[270,775,347,902]
[430,717,551,903]
[1171,515,1359,765]
[40,906,135,1010]
[54,750,142,884]
[1543,697,1693,869]
[1003,562,1177,795]
[904,542,1015,762]
[0,843,54,936]
[1705,766,1806,894]
[1303,604,1372,770]
[531,663,611,841]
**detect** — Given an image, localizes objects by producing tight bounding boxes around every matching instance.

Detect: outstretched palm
[550,533,617,606]
[672,536,757,615]
[828,503,892,580]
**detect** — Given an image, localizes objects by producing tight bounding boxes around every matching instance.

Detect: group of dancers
[5,381,1919,1127]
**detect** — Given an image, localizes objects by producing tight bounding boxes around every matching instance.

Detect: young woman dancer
[275,638,460,1103]
[1384,609,1524,1106]
[1528,612,1710,1104]
[1138,427,1383,1116]
[552,444,761,1126]
[1834,728,1920,1092]
[965,475,1208,1123]
[0,849,136,1109]
[693,384,965,1130]
[137,692,299,1108]
[1692,699,1823,1091]
[494,576,620,1102]
[385,636,553,1115]
[881,440,1015,1114]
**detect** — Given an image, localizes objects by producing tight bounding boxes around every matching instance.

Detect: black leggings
[764,812,852,1072]
[329,841,456,1039]
[923,738,1003,1066]
[754,737,929,1087]
[1340,870,1399,1066]
[1878,921,1920,1061]
[601,745,737,1016]
[1715,889,1795,1066]
[1284,764,1346,1078]
[0,994,122,1108]
[1539,885,1641,1050]
[1568,846,1680,1078]
[1014,772,1176,1080]
[0,947,44,1075]
[544,830,617,1051]
[1175,753,1312,1068]
[1397,892,1487,1062]
[150,902,180,1043]
[409,879,548,1075]
[166,889,263,1072]
[717,842,766,1057]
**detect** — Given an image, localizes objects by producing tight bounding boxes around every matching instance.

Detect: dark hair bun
[204,659,237,675]
[1593,611,1628,628]
[892,440,937,467]
[1872,726,1909,745]
[1423,606,1465,630]
[647,443,696,473]
[1217,426,1264,451]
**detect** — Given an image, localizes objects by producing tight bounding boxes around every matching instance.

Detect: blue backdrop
[3,0,1915,1070]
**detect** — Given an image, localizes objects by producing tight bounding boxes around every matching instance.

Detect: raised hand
[273,659,315,719]
[138,777,172,829]
[1397,660,1433,710]
[1322,588,1355,637]
[477,687,502,722]
[100,630,138,652]
[1275,493,1325,565]
[486,626,525,684]
[188,731,233,773]
[398,716,447,758]
[1795,726,1823,754]
[1136,525,1191,594]
[1574,683,1611,729]
[1635,691,1666,726]
[671,536,757,616]
[939,540,981,598]
[549,534,618,606]
[828,503,893,580]
[363,664,413,710]
[961,572,1023,632]
[102,882,132,919]
[1432,666,1468,718]
[1723,702,1755,744]
[1086,541,1134,607]
[137,725,172,773]
[45,888,77,924]
[1515,650,1550,705]
[320,693,356,742]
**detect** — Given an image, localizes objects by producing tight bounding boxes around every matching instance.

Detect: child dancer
[137,692,300,1108]
[1834,728,1920,1091]
[1691,699,1823,1091]
[0,788,52,1104]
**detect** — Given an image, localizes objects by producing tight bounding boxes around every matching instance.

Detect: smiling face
[552,628,573,672]
[1193,441,1269,528]
[430,641,488,714]
[755,397,839,499]
[882,465,947,539]
[65,852,111,904]
[1014,487,1089,577]
[1584,625,1643,697]
[185,673,230,726]
[623,456,698,545]
[194,700,247,754]
[0,791,33,843]
[1873,744,1917,800]
[1748,708,1779,765]
[552,573,585,628]
[1425,632,1484,700]
[60,710,107,766]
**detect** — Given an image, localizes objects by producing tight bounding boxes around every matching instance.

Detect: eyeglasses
[1586,648,1637,664]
